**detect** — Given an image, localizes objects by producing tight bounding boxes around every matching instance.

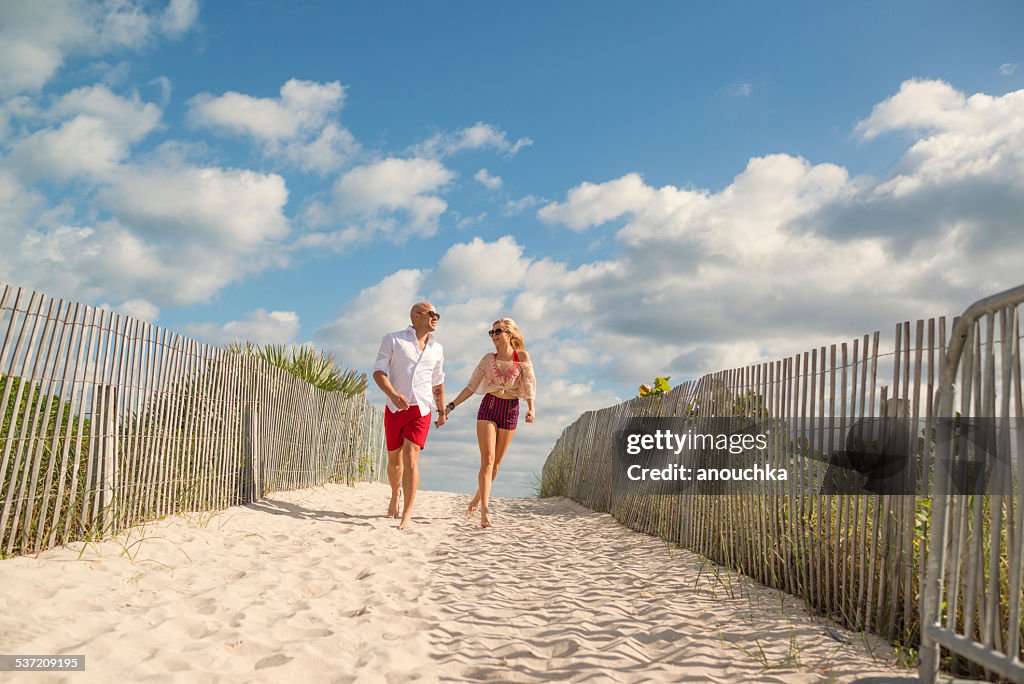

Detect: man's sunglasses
[421,311,440,320]
[488,328,507,337]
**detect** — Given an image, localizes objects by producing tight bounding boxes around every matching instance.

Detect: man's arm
[432,382,446,426]
[431,349,446,426]
[373,370,410,411]
[372,335,410,410]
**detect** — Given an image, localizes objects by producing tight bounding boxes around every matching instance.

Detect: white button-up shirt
[373,326,445,415]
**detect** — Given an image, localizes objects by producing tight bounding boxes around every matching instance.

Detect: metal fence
[0,281,387,558]
[542,285,1023,682]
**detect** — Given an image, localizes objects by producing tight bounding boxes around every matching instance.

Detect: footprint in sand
[195,599,217,616]
[255,654,291,670]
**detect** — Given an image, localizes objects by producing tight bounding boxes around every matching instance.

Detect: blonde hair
[494,318,525,350]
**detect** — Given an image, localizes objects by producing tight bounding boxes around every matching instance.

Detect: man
[372,302,446,530]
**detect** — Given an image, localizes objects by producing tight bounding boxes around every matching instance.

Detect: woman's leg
[468,427,516,514]
[476,420,498,527]
[492,428,515,479]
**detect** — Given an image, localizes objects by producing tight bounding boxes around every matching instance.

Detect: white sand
[1,483,915,683]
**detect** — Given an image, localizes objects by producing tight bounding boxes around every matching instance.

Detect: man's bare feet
[388,494,401,518]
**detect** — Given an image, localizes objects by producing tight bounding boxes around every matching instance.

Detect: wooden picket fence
[543,287,1023,680]
[0,281,387,558]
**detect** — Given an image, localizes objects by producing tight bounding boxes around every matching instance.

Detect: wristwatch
[446,401,456,412]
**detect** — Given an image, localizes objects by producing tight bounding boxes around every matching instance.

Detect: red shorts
[384,406,431,451]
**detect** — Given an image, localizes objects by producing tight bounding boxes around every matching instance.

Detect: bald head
[410,301,433,321]
[409,301,439,334]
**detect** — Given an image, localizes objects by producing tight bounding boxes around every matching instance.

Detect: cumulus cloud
[0,0,199,95]
[100,297,160,322]
[185,309,301,346]
[854,79,971,140]
[160,0,200,37]
[538,172,655,230]
[535,80,1024,385]
[188,79,357,172]
[428,235,530,298]
[413,122,532,159]
[474,168,502,189]
[0,131,292,308]
[7,84,162,180]
[328,157,455,239]
[100,162,290,248]
[315,269,426,371]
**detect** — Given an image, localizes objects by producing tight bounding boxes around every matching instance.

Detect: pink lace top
[466,351,536,401]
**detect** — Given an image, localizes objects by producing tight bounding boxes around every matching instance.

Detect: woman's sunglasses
[488,328,507,337]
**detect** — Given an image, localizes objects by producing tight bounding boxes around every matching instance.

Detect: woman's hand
[525,410,535,423]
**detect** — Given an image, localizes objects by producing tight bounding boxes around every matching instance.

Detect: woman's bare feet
[480,508,492,528]
[398,515,412,530]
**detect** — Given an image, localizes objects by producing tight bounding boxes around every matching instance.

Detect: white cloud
[0,78,294,310]
[531,81,1024,385]
[189,79,357,172]
[474,168,502,189]
[282,122,357,173]
[161,0,199,37]
[7,84,162,180]
[854,78,971,140]
[0,147,292,308]
[332,157,455,238]
[315,269,426,371]
[429,235,531,298]
[503,194,542,215]
[538,172,655,230]
[100,162,290,248]
[847,80,1024,209]
[413,122,532,159]
[149,75,172,106]
[185,309,301,346]
[456,212,487,229]
[100,297,160,322]
[0,0,199,95]
[291,225,366,255]
[999,63,1018,76]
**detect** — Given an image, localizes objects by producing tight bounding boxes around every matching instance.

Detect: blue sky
[2,1,1023,496]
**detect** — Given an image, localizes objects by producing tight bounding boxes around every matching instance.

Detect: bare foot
[480,510,492,528]
[398,516,412,530]
[387,496,401,518]
[466,505,478,519]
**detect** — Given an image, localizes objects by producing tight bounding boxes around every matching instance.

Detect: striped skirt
[477,393,520,430]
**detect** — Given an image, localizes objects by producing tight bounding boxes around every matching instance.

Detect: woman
[443,318,536,528]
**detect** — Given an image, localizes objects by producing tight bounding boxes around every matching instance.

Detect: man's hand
[390,393,410,411]
[435,411,447,428]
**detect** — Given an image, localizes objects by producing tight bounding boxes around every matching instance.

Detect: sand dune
[1,483,914,682]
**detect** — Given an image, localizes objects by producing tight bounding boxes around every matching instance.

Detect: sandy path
[1,483,914,683]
